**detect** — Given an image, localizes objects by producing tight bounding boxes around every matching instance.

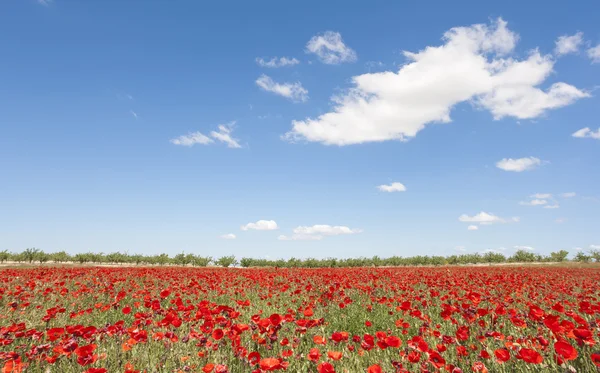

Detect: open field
[1,266,599,372]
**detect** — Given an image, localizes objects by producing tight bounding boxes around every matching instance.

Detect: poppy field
[1,266,599,373]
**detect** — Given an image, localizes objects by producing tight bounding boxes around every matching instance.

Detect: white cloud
[284,19,588,146]
[467,225,479,231]
[574,247,583,251]
[454,246,467,252]
[481,248,505,254]
[171,123,241,148]
[306,31,357,64]
[554,32,584,56]
[170,131,214,146]
[514,245,535,251]
[531,193,552,199]
[459,211,518,227]
[519,199,548,206]
[240,220,278,231]
[572,127,600,140]
[210,123,241,148]
[544,204,560,209]
[587,44,600,63]
[256,57,300,68]
[279,224,362,241]
[377,182,406,192]
[38,0,52,5]
[496,157,543,172]
[130,110,138,120]
[590,245,600,249]
[293,225,362,236]
[561,192,577,198]
[256,74,308,102]
[220,233,236,240]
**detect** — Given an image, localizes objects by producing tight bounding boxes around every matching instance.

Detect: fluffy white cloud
[496,157,543,172]
[519,199,548,206]
[561,192,577,198]
[171,123,241,148]
[170,131,214,146]
[572,127,600,140]
[284,19,588,146]
[240,220,278,231]
[210,123,241,148]
[306,31,357,64]
[256,74,308,102]
[467,225,479,231]
[514,245,535,251]
[459,212,519,227]
[279,224,362,241]
[554,32,584,55]
[220,233,236,240]
[544,204,560,209]
[256,57,300,68]
[377,182,406,192]
[587,44,600,63]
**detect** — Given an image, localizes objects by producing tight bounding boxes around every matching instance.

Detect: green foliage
[574,251,591,263]
[549,250,569,262]
[509,249,537,263]
[216,256,238,268]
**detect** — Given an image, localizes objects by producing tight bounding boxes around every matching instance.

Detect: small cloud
[574,247,583,251]
[377,182,406,192]
[467,225,479,231]
[306,31,357,64]
[590,244,600,249]
[587,44,600,63]
[543,204,560,209]
[554,32,584,56]
[130,110,138,120]
[38,0,52,5]
[280,224,362,241]
[454,246,467,252]
[241,220,278,231]
[220,233,236,240]
[255,74,308,102]
[572,127,600,140]
[256,57,300,68]
[555,218,567,223]
[531,193,552,199]
[210,122,241,148]
[561,192,577,198]
[496,157,543,172]
[459,212,511,225]
[519,199,548,206]
[514,245,535,251]
[170,131,214,147]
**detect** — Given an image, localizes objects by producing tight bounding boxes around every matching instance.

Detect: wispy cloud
[241,220,278,231]
[130,110,138,120]
[38,0,53,6]
[220,233,236,240]
[554,32,584,56]
[572,127,600,140]
[306,31,357,64]
[171,122,241,148]
[256,57,300,68]
[459,212,519,227]
[255,74,308,102]
[376,182,406,192]
[278,224,362,241]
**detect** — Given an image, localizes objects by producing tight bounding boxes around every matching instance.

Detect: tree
[548,250,569,262]
[509,250,536,263]
[0,250,9,263]
[51,251,71,263]
[216,256,238,268]
[23,248,41,263]
[573,251,591,263]
[589,249,600,263]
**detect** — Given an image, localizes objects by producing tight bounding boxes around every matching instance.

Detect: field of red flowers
[1,266,599,373]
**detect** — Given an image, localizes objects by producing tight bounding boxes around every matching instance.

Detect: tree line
[0,248,599,267]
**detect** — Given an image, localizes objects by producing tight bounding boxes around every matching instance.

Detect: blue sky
[1,0,599,259]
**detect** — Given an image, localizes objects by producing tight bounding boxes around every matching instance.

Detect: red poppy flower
[259,358,283,371]
[494,348,510,363]
[516,348,543,364]
[317,362,335,373]
[327,351,342,361]
[554,341,577,361]
[367,364,382,373]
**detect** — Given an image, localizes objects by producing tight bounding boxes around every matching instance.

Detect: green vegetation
[0,247,598,267]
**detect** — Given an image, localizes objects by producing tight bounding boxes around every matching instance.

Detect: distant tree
[0,250,9,263]
[574,251,591,263]
[548,250,569,262]
[216,256,238,268]
[51,251,71,263]
[509,250,536,263]
[23,248,41,263]
[191,255,212,267]
[589,249,600,263]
